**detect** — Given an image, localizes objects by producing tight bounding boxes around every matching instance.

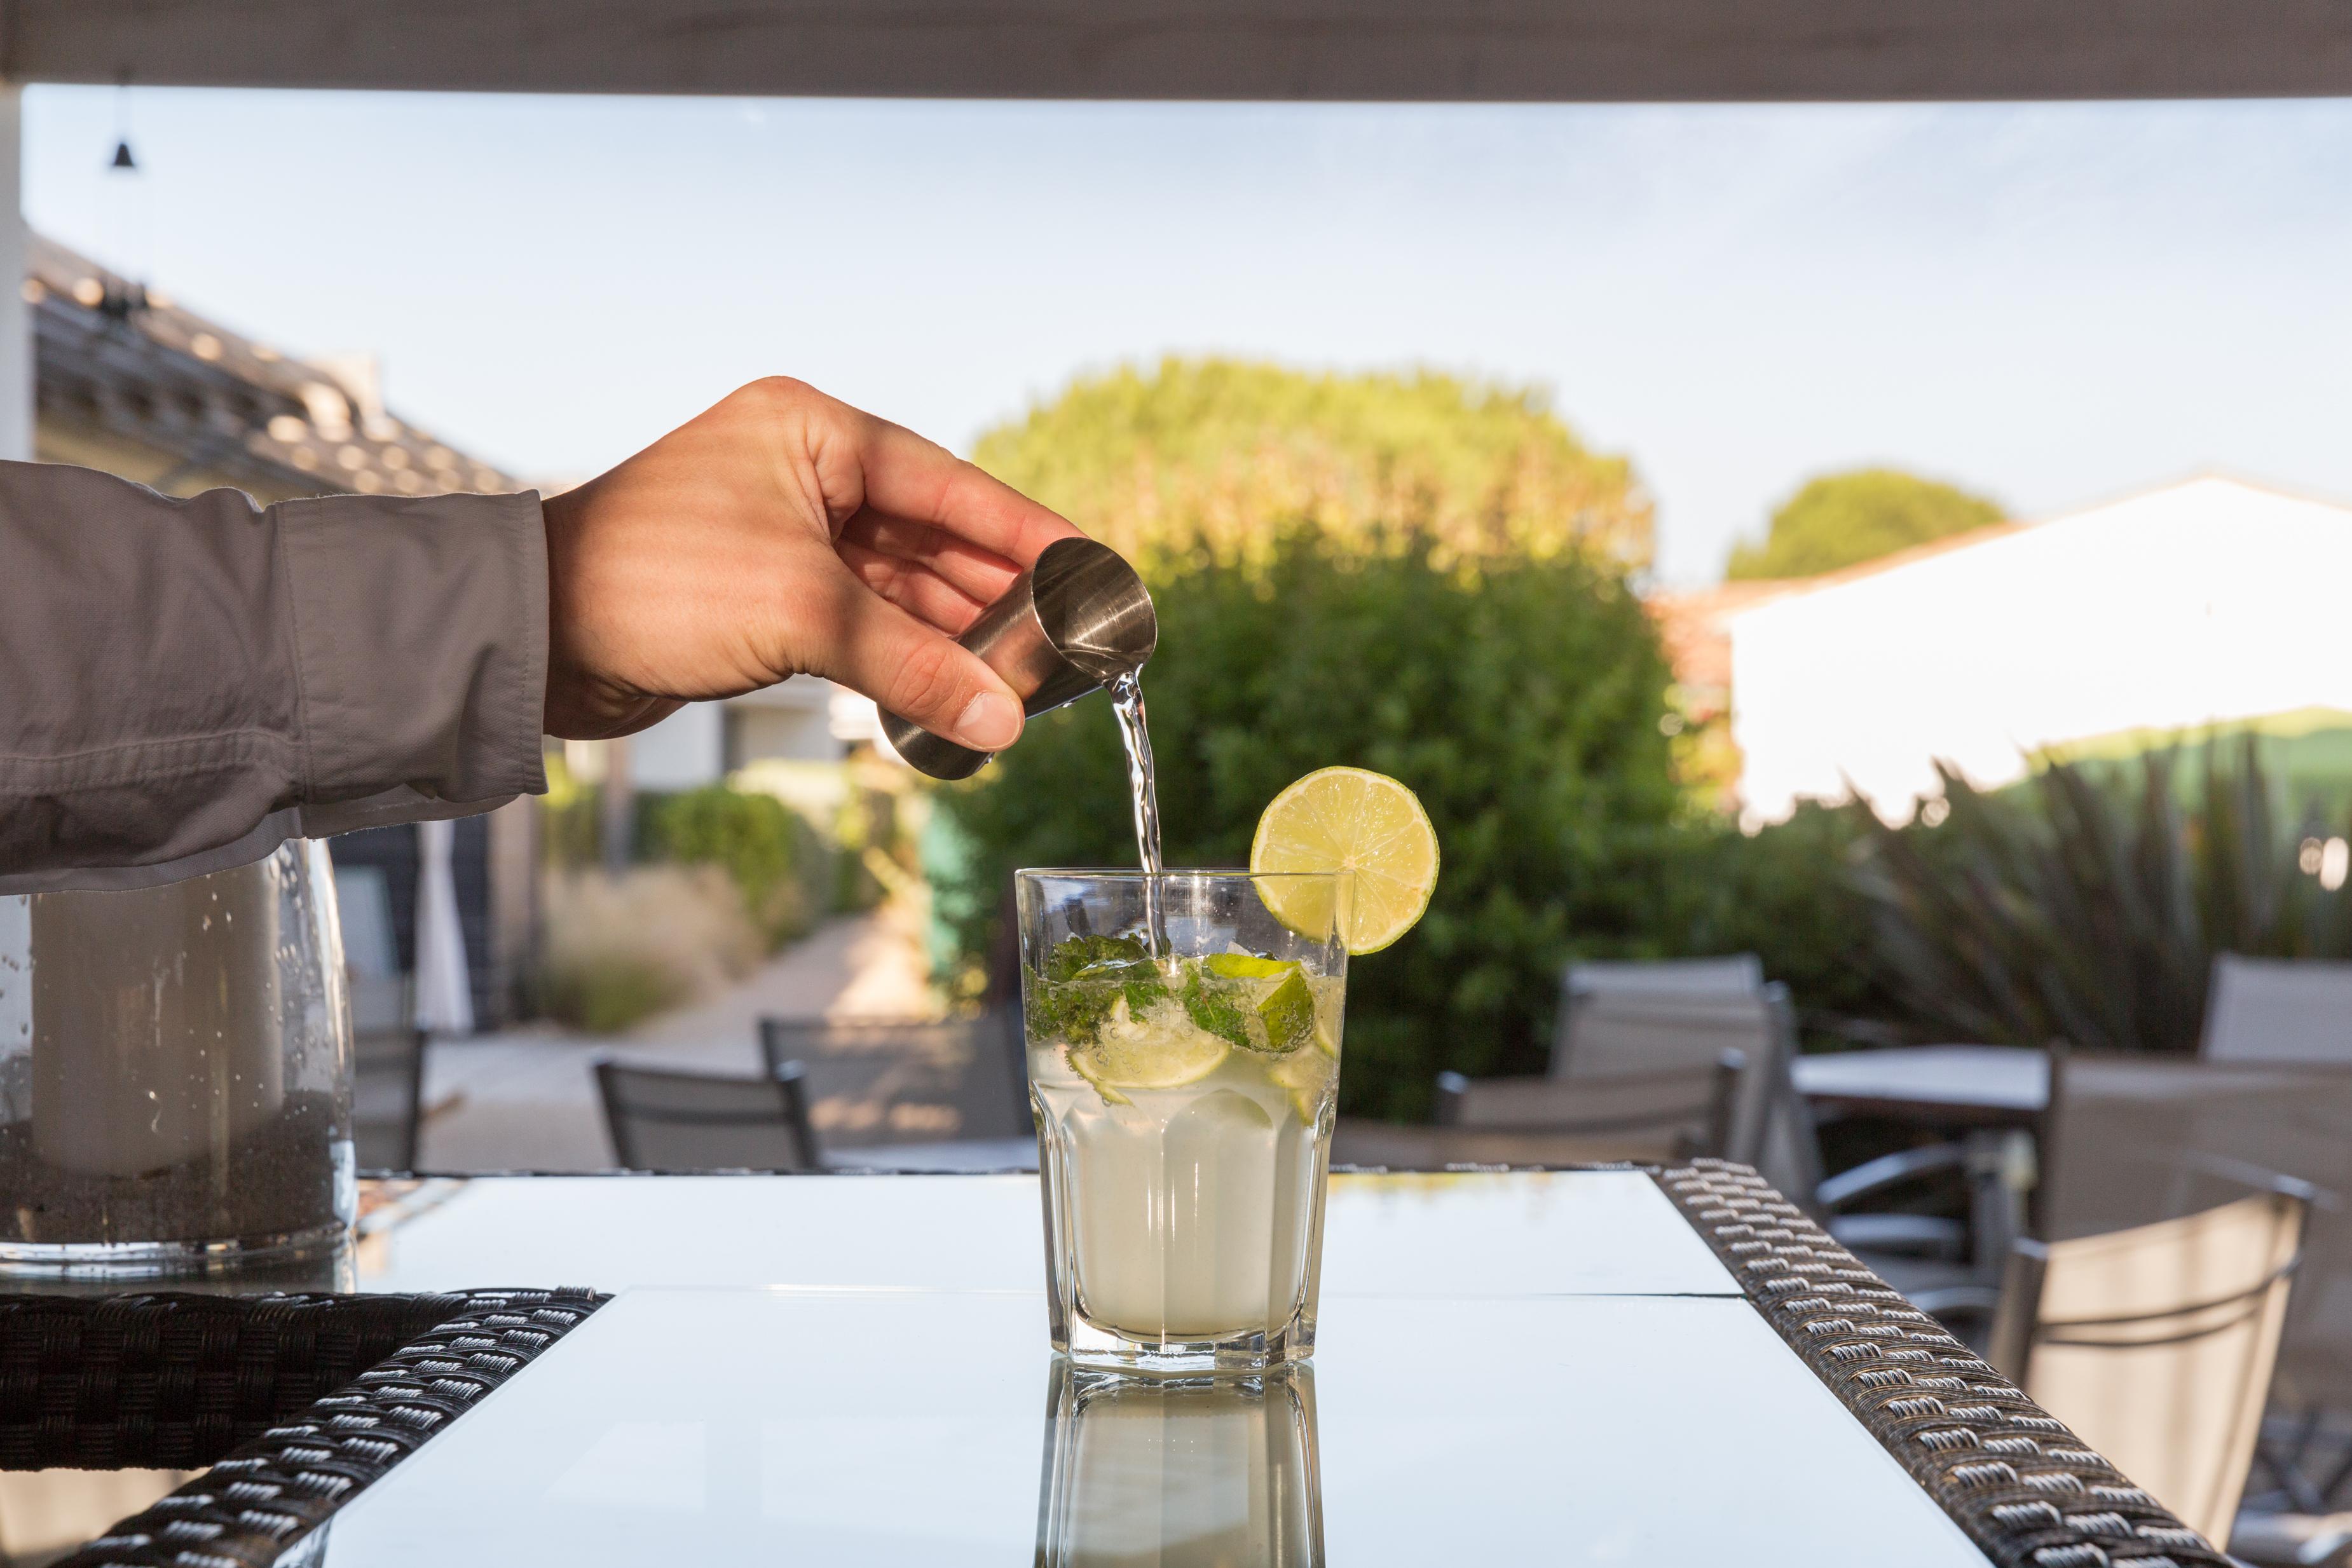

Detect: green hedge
[637,785,830,950]
[933,528,1686,1120]
[1676,801,1897,1042]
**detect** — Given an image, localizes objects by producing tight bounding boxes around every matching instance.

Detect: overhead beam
[9,0,2352,101]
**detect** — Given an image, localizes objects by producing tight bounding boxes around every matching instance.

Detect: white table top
[359,1169,1740,1299]
[1791,1046,2049,1117]
[312,1286,1992,1567]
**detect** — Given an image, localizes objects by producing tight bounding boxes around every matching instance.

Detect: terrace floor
[414,904,1027,1173]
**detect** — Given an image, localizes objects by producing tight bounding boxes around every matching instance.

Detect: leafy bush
[1854,744,2352,1054]
[933,528,1685,1119]
[637,786,830,950]
[1678,801,1898,1040]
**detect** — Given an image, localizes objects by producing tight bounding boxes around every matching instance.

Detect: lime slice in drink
[1068,999,1229,1105]
[1310,976,1343,1060]
[1257,971,1315,1054]
[1205,953,1300,980]
[1250,767,1440,955]
[1268,1044,1335,1124]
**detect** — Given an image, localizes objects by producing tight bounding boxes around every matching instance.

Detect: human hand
[539,378,1084,747]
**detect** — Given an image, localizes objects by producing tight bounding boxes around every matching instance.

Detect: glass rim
[1016,866,1353,883]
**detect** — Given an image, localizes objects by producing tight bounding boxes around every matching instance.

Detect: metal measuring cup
[879,536,1157,781]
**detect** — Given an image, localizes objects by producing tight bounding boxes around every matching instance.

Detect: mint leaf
[1046,932,1149,981]
[1032,934,1168,1045]
[1180,967,1255,1051]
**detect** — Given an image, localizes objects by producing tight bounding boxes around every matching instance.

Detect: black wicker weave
[0,1288,607,1568]
[1658,1159,2229,1568]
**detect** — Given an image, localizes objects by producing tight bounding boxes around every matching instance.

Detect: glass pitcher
[0,842,355,1275]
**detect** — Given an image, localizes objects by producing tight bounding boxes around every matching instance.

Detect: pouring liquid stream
[1105,669,1168,960]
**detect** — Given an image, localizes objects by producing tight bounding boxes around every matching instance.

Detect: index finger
[856,416,1086,569]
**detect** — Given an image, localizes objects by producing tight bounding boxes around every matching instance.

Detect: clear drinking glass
[1036,1358,1324,1565]
[1021,869,1349,1375]
[0,842,355,1276]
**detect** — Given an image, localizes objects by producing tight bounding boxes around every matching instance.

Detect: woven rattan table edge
[50,1286,611,1568]
[1655,1159,2224,1568]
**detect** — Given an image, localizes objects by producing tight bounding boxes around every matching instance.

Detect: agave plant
[1854,739,2352,1054]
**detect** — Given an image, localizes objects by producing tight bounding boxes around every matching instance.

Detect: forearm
[0,462,547,892]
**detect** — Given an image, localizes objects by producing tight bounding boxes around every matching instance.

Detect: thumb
[826,589,1025,753]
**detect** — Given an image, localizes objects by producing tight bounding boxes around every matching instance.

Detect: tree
[971,357,1653,573]
[1725,468,2004,581]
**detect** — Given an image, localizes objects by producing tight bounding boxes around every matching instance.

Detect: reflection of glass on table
[1037,1359,1323,1568]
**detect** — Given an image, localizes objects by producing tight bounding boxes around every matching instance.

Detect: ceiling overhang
[10,1,2351,101]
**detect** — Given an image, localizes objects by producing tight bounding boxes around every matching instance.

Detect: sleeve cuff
[278,489,549,809]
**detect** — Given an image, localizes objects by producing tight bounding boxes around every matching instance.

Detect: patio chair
[594,1060,821,1172]
[353,1025,429,1171]
[1987,1185,2309,1546]
[2032,1051,2352,1527]
[1423,1050,1745,1166]
[1552,965,1784,1163]
[338,861,429,1172]
[2204,953,2352,1065]
[2040,1053,2352,1401]
[758,1013,1030,1145]
[1555,962,1993,1276]
[1561,953,1764,1001]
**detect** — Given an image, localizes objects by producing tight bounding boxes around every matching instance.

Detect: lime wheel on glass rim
[1250,767,1439,955]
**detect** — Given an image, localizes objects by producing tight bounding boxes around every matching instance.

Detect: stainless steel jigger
[879,536,1157,781]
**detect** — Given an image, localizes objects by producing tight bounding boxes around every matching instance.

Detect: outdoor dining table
[1792,1044,2051,1128]
[1,1162,2219,1566]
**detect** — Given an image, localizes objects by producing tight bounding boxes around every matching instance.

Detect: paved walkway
[417,903,1025,1173]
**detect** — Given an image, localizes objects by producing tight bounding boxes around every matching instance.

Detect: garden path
[415,903,969,1173]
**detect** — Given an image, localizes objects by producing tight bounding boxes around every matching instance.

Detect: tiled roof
[27,235,521,498]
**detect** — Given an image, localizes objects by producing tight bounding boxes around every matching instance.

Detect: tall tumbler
[1022,869,1350,1375]
[0,842,355,1275]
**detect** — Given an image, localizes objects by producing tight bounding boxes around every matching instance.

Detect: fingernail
[955,692,1021,751]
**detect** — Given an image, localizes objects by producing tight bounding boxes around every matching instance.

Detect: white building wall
[619,678,872,789]
[730,705,837,763]
[1729,477,2352,823]
[627,701,727,791]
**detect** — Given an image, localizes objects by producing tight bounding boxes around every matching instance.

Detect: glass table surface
[308,1286,1992,1567]
[358,1169,1739,1299]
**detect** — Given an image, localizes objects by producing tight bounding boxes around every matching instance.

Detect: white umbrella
[412,818,474,1036]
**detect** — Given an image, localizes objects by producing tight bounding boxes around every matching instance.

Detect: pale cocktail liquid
[1027,671,1344,1355]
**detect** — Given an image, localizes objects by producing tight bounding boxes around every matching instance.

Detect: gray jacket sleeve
[0,461,547,894]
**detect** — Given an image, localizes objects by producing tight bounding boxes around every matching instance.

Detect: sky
[24,89,2352,585]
